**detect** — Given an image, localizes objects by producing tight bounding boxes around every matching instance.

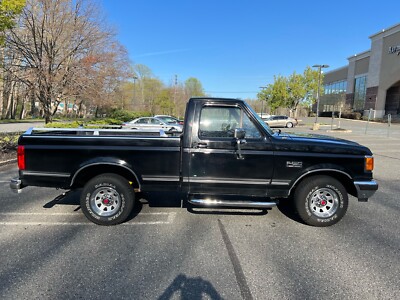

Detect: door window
[136,118,148,124]
[199,106,261,139]
[150,118,161,124]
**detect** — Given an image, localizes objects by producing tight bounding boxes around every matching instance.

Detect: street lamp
[259,86,267,117]
[133,75,138,109]
[312,64,329,127]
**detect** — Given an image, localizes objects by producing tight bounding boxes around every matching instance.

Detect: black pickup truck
[10,97,378,226]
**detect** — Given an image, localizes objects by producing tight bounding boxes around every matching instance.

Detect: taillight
[365,156,374,172]
[17,145,25,170]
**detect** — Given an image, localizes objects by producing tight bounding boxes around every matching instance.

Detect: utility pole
[173,75,177,116]
[132,76,138,110]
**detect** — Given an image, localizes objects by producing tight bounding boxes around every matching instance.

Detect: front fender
[288,164,353,196]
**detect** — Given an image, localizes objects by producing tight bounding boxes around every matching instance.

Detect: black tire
[293,175,348,227]
[286,122,293,128]
[80,173,134,225]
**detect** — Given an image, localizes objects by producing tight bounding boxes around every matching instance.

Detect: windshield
[245,102,274,135]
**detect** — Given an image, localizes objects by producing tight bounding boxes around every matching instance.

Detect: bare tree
[5,0,126,123]
[69,41,131,117]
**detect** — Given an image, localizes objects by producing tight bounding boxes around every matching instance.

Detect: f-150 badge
[286,161,303,168]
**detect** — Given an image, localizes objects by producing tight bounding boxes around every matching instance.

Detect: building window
[324,80,347,95]
[354,76,367,111]
[321,80,348,112]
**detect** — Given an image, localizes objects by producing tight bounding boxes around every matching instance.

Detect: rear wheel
[294,175,348,227]
[80,173,134,225]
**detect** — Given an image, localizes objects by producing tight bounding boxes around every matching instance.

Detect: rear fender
[70,157,141,190]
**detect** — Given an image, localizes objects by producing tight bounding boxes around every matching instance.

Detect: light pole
[259,86,267,117]
[133,76,138,109]
[312,64,329,127]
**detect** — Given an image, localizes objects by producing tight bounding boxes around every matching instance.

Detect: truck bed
[17,128,182,191]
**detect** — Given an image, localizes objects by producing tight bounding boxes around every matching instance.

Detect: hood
[272,131,372,155]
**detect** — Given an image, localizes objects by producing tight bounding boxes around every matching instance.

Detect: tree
[0,0,25,43]
[132,63,153,109]
[0,0,25,118]
[142,77,163,114]
[259,75,288,112]
[257,66,321,116]
[5,0,126,123]
[76,42,131,117]
[185,77,205,98]
[155,89,174,115]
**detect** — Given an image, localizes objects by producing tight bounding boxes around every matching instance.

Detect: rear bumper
[354,180,378,201]
[10,177,25,194]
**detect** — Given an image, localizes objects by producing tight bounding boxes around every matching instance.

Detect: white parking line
[0,212,174,216]
[0,212,177,226]
[0,221,173,226]
[0,212,78,215]
[167,212,176,223]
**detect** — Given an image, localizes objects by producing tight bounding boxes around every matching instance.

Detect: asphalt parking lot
[0,118,399,299]
[0,121,44,133]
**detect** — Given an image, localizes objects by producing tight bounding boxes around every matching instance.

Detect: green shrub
[109,109,151,122]
[0,133,20,153]
[45,121,82,128]
[45,119,124,129]
[341,112,362,120]
[88,118,122,125]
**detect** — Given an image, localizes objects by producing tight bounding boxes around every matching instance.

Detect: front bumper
[354,180,378,201]
[10,177,25,194]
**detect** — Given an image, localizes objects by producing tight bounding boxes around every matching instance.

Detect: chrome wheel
[309,187,339,218]
[90,186,122,217]
[294,175,348,227]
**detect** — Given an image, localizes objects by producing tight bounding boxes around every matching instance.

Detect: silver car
[154,115,184,125]
[263,115,298,128]
[122,117,183,131]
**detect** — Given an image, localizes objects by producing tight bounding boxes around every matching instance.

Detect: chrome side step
[188,198,277,209]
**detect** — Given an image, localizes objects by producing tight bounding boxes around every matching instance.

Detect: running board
[188,198,277,209]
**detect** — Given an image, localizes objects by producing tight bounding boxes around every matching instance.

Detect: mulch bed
[0,151,16,162]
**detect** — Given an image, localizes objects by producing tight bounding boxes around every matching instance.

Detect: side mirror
[234,128,246,160]
[234,128,246,140]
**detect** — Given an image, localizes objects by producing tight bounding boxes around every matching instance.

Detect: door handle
[195,142,208,148]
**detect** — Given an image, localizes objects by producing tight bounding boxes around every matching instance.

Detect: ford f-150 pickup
[10,97,378,226]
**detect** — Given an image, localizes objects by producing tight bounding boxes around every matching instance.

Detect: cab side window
[199,106,261,139]
[242,112,262,139]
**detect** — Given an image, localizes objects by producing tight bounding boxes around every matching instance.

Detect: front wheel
[294,175,348,227]
[80,173,135,225]
[286,122,293,128]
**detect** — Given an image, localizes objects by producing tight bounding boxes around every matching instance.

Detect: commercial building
[321,23,400,118]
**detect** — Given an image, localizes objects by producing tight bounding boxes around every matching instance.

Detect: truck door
[186,104,274,197]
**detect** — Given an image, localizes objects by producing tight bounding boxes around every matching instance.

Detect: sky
[100,0,400,100]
